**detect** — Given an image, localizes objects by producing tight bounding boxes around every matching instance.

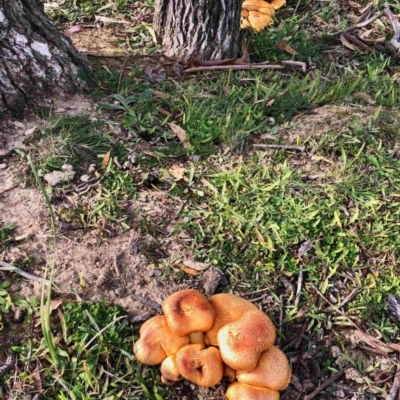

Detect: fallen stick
[131,293,162,314]
[383,2,400,52]
[303,368,347,400]
[323,287,359,312]
[331,11,383,36]
[253,144,306,152]
[0,185,19,196]
[294,263,303,308]
[0,260,50,286]
[183,63,285,73]
[387,365,400,400]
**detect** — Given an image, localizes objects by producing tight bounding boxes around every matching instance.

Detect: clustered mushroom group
[134,289,291,399]
[241,0,286,32]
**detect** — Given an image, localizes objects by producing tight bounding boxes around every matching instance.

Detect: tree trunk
[154,0,242,62]
[0,0,92,118]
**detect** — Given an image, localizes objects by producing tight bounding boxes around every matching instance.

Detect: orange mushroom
[163,289,215,345]
[160,354,182,386]
[133,315,189,365]
[206,293,259,346]
[241,0,286,32]
[226,382,280,400]
[175,344,224,387]
[217,310,276,372]
[206,293,276,372]
[237,345,291,390]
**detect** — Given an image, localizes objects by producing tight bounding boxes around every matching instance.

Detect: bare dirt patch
[277,104,400,145]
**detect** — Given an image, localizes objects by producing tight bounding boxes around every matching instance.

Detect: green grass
[3,302,167,400]
[0,222,16,251]
[44,0,139,25]
[176,112,400,330]
[28,115,113,174]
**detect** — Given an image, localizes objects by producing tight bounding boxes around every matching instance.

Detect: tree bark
[0,0,92,118]
[154,0,242,62]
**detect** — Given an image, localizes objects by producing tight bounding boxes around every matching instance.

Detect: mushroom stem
[189,331,205,346]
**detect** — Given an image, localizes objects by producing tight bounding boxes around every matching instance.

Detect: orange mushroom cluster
[133,289,291,399]
[241,0,286,32]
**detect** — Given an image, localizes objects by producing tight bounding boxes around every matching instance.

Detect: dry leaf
[64,25,82,37]
[153,91,170,99]
[169,164,186,180]
[142,150,160,158]
[34,299,63,327]
[144,24,157,44]
[201,178,218,195]
[277,41,298,55]
[94,16,129,24]
[175,264,200,276]
[255,227,265,245]
[183,260,210,271]
[352,92,376,104]
[101,150,111,168]
[340,34,358,51]
[168,123,191,148]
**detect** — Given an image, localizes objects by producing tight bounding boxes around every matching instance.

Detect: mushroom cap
[242,0,275,13]
[217,310,276,372]
[270,0,286,10]
[163,289,216,337]
[241,0,275,31]
[226,382,280,400]
[237,345,291,390]
[160,355,182,386]
[247,10,273,32]
[133,315,190,365]
[175,344,224,387]
[206,293,259,346]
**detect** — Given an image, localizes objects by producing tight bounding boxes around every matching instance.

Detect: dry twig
[331,11,383,36]
[294,263,303,308]
[0,260,50,286]
[183,60,306,74]
[131,293,162,314]
[303,368,348,400]
[254,144,306,152]
[383,2,400,52]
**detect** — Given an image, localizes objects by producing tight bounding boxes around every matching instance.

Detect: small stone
[123,160,132,169]
[128,152,139,165]
[345,367,364,384]
[114,287,126,297]
[0,163,7,170]
[44,164,75,186]
[148,268,162,277]
[330,346,341,359]
[88,164,96,174]
[24,126,37,136]
[80,174,90,182]
[14,121,25,129]
[188,154,201,162]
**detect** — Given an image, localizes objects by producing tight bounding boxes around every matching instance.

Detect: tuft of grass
[4,302,167,400]
[0,222,16,251]
[29,115,113,175]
